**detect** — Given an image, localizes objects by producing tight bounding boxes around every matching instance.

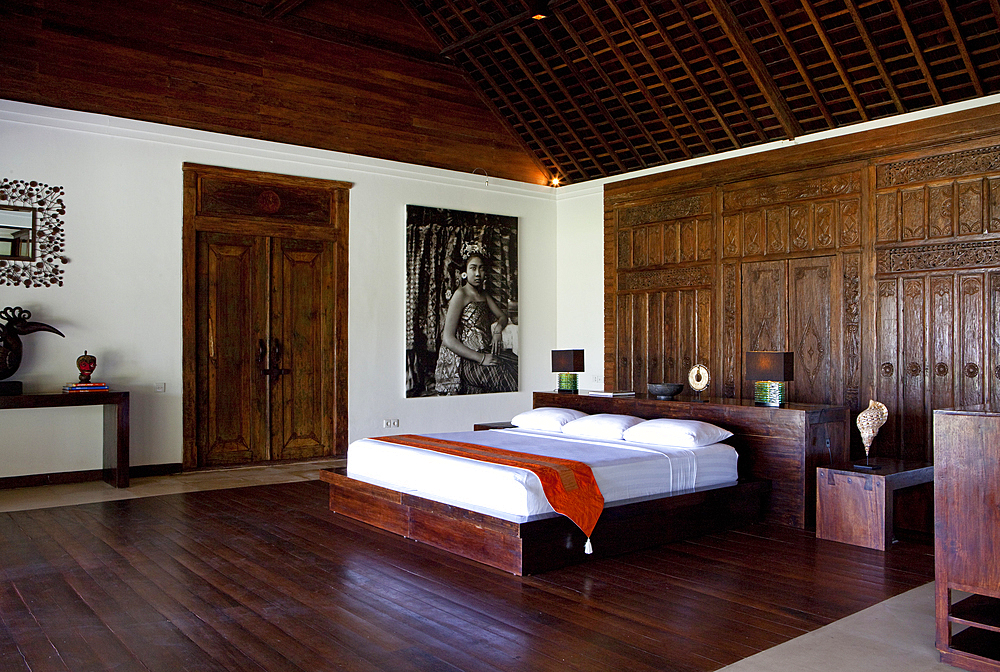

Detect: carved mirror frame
[0,179,67,287]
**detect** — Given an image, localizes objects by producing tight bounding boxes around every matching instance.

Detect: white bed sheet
[346,428,738,521]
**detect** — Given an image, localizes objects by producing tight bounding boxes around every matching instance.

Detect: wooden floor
[0,480,934,672]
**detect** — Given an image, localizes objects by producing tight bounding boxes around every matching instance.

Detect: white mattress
[346,428,738,522]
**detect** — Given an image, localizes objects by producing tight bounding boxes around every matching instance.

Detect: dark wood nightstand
[472,421,515,431]
[816,459,933,550]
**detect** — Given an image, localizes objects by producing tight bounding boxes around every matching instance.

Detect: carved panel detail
[815,202,835,248]
[744,211,762,256]
[790,205,810,250]
[618,194,712,227]
[876,144,1000,188]
[619,266,712,291]
[844,253,861,409]
[723,214,741,257]
[959,179,984,235]
[723,172,861,210]
[902,188,926,240]
[876,191,899,242]
[840,198,860,247]
[928,184,954,238]
[876,240,1000,274]
[723,263,738,397]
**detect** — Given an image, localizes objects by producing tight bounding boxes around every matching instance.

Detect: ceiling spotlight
[550,176,560,187]
[529,0,548,20]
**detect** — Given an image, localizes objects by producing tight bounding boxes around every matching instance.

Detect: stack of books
[588,390,635,397]
[62,381,109,393]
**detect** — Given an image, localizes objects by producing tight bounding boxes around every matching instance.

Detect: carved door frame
[181,163,351,469]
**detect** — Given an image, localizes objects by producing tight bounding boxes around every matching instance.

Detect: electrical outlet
[592,375,604,384]
[383,419,399,428]
[154,382,166,393]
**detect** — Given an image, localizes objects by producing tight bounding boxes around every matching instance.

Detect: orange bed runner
[375,434,605,539]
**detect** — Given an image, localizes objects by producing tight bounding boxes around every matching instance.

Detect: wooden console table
[0,391,130,488]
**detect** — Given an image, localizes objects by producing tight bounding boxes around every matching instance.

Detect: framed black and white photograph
[406,205,518,397]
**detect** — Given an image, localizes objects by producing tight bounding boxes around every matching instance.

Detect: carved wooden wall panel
[606,110,1000,462]
[789,257,839,405]
[991,273,1000,409]
[873,143,1000,460]
[614,288,710,393]
[609,190,714,391]
[875,279,900,451]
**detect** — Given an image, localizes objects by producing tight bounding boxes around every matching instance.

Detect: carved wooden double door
[183,164,350,469]
[195,233,337,466]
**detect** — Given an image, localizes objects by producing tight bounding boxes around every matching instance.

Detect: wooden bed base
[320,393,845,574]
[320,467,769,575]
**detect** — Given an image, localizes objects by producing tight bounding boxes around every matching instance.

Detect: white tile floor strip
[718,581,950,672]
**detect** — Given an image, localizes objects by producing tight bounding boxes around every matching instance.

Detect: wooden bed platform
[321,392,847,575]
[320,467,769,575]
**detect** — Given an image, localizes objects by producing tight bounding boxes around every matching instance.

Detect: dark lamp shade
[746,351,794,382]
[552,349,585,373]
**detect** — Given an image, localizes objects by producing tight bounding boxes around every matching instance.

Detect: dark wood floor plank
[203,487,687,671]
[0,480,936,672]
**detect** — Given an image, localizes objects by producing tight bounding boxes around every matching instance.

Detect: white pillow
[622,418,733,447]
[511,407,588,432]
[561,413,644,441]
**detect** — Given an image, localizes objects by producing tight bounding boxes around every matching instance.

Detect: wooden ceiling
[230,0,1000,185]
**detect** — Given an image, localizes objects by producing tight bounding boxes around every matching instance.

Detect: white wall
[0,100,556,477]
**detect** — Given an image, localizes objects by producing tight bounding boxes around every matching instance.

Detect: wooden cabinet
[183,164,350,468]
[533,391,848,528]
[934,406,1000,671]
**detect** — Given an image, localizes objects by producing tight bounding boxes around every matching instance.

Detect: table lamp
[746,351,794,406]
[551,349,585,393]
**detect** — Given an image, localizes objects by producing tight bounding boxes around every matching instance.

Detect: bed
[319,395,807,575]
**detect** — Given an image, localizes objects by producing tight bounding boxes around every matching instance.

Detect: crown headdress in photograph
[460,241,486,259]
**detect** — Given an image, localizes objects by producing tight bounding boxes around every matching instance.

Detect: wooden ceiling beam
[797,0,868,122]
[605,1,718,155]
[400,0,555,182]
[452,1,592,179]
[638,0,741,150]
[889,0,943,105]
[762,9,837,126]
[512,26,621,175]
[493,32,597,178]
[576,1,693,160]
[532,20,634,172]
[839,0,907,116]
[439,0,569,57]
[462,49,567,180]
[706,0,803,139]
[669,0,767,142]
[555,7,664,167]
[938,0,984,96]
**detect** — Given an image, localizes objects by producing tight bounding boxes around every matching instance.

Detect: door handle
[268,338,291,377]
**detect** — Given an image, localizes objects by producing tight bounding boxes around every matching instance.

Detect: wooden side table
[0,391,130,488]
[816,459,932,550]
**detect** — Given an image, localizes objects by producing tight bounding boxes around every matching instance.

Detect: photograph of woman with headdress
[405,206,518,397]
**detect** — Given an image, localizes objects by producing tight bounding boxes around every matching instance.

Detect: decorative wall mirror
[0,179,67,287]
